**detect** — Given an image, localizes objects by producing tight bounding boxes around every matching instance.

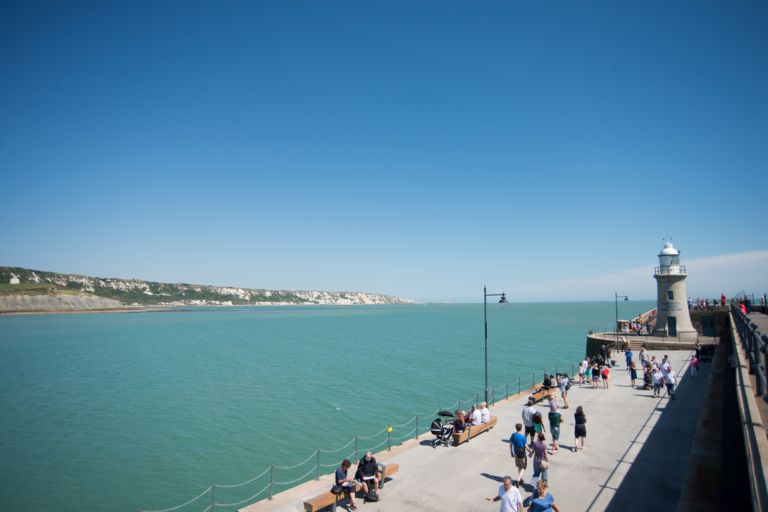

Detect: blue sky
[1,1,767,302]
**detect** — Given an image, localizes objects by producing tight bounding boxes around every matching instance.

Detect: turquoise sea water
[0,302,651,511]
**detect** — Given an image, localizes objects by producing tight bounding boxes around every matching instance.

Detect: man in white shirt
[665,368,677,400]
[651,367,663,397]
[470,404,482,426]
[521,400,537,446]
[479,402,490,423]
[487,476,523,512]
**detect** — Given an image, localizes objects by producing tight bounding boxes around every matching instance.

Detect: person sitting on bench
[453,410,466,433]
[335,459,358,511]
[356,451,380,501]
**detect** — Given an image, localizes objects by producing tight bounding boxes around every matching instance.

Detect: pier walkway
[243,350,701,512]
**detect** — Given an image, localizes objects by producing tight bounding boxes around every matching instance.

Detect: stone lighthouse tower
[653,240,697,341]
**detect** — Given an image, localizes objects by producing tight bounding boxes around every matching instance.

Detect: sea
[0,301,652,512]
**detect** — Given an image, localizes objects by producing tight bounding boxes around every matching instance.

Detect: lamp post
[484,286,507,404]
[614,292,629,350]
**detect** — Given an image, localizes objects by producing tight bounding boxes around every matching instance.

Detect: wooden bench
[452,416,497,445]
[303,463,400,512]
[529,387,556,405]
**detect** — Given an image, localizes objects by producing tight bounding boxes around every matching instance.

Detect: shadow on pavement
[599,362,701,512]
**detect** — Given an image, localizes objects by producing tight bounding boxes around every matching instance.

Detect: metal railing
[654,265,686,275]
[732,303,768,397]
[140,360,581,512]
[729,305,768,511]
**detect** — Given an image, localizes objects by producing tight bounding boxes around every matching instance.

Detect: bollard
[316,450,320,480]
[269,465,274,500]
[211,484,216,512]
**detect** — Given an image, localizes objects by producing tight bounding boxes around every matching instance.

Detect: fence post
[211,484,216,512]
[316,450,320,480]
[355,436,359,461]
[416,416,419,439]
[387,425,392,451]
[505,383,509,400]
[518,377,521,395]
[268,465,274,500]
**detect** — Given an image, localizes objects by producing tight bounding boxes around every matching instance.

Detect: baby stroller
[430,411,455,448]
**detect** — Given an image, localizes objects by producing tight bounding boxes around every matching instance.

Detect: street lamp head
[624,296,629,301]
[499,293,507,304]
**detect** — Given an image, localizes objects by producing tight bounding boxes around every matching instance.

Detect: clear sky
[2,1,767,302]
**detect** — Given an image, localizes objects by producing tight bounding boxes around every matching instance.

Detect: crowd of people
[487,344,695,511]
[333,344,699,511]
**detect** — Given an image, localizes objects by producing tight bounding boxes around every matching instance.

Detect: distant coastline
[0,266,415,314]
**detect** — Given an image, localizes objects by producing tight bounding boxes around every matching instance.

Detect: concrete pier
[242,350,701,512]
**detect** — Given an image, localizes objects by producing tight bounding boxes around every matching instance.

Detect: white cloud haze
[508,250,768,302]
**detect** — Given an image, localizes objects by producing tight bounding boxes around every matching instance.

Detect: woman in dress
[532,412,546,440]
[530,432,549,484]
[573,405,587,452]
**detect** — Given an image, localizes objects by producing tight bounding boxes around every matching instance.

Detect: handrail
[141,357,579,512]
[729,308,768,511]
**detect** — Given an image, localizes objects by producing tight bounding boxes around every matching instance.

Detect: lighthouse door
[668,316,677,337]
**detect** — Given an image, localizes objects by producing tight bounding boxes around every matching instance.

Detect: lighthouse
[653,240,697,341]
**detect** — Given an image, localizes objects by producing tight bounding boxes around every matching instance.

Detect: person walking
[651,367,663,397]
[547,400,562,454]
[522,400,538,447]
[665,366,677,400]
[690,355,699,378]
[629,362,638,388]
[591,364,600,389]
[557,374,570,409]
[601,365,610,389]
[530,433,549,486]
[486,475,523,512]
[573,406,587,451]
[625,349,633,371]
[533,412,546,441]
[509,423,528,485]
[530,480,561,512]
